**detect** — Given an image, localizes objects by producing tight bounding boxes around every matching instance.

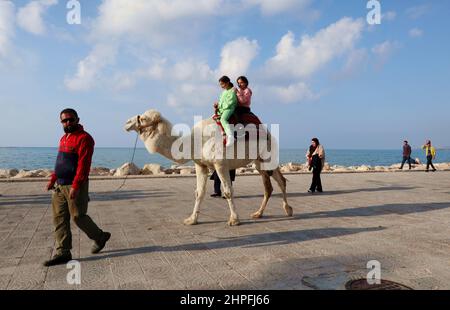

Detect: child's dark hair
[219,76,233,87]
[237,76,249,85]
[312,138,320,145]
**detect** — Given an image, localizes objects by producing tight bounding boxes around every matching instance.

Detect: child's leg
[220,109,234,136]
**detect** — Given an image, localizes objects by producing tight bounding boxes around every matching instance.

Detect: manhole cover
[346,279,413,290]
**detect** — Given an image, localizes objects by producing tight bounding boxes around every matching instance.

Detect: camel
[124,109,293,226]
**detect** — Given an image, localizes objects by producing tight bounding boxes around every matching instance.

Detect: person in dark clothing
[307,145,315,171]
[44,108,111,267]
[210,169,236,198]
[399,140,412,170]
[306,138,325,193]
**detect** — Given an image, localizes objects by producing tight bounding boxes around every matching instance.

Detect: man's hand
[46,181,56,191]
[70,188,80,200]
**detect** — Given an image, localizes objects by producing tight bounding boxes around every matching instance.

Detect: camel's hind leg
[184,163,208,225]
[271,167,293,217]
[251,169,273,219]
[215,164,240,226]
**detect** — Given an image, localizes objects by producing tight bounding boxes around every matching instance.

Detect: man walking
[399,140,412,170]
[44,108,111,267]
[422,140,437,172]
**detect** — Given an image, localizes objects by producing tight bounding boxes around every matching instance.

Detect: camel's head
[124,109,162,135]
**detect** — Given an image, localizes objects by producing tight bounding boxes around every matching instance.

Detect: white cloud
[372,41,400,67]
[112,72,137,91]
[164,59,221,110]
[264,17,364,80]
[143,58,167,80]
[258,18,367,104]
[110,36,259,93]
[409,28,423,38]
[172,59,215,81]
[65,43,118,91]
[66,0,226,91]
[372,41,398,57]
[165,37,260,110]
[17,0,58,35]
[65,0,319,93]
[0,0,15,61]
[165,81,218,114]
[110,57,215,91]
[64,5,365,108]
[383,11,396,21]
[218,37,259,81]
[338,48,368,78]
[406,5,430,19]
[269,82,318,104]
[243,0,311,16]
[92,0,223,45]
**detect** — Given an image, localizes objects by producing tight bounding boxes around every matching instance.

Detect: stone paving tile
[0,237,31,258]
[109,260,147,288]
[1,172,450,289]
[78,260,115,290]
[142,267,187,290]
[6,263,47,290]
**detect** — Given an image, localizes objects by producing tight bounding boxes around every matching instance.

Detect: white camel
[124,109,293,226]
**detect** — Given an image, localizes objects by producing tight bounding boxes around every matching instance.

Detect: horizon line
[1,146,449,150]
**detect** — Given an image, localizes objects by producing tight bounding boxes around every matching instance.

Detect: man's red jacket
[50,125,95,190]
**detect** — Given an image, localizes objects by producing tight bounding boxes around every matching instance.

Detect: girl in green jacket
[213,76,238,147]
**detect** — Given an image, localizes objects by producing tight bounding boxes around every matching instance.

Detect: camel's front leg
[215,165,240,226]
[184,164,208,225]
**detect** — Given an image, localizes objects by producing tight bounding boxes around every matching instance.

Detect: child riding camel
[236,76,253,115]
[213,76,238,147]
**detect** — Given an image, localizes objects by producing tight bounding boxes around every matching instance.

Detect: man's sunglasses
[61,118,76,124]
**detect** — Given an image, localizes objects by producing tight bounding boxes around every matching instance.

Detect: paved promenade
[1,171,449,290]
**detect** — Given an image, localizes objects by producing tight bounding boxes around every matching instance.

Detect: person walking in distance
[399,140,412,170]
[306,138,325,193]
[422,140,437,172]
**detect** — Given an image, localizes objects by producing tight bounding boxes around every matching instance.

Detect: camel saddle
[212,110,264,144]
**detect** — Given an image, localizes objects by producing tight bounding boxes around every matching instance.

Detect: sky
[0,0,449,149]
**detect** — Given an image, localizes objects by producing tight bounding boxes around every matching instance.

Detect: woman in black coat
[306,138,325,193]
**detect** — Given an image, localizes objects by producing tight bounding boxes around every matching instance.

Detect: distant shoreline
[1,161,450,180]
[2,148,450,171]
[1,146,449,150]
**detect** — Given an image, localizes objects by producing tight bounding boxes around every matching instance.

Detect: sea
[1,147,450,170]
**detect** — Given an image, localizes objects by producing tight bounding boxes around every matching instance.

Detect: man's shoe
[91,232,111,254]
[308,190,315,194]
[43,253,72,267]
[210,193,222,198]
